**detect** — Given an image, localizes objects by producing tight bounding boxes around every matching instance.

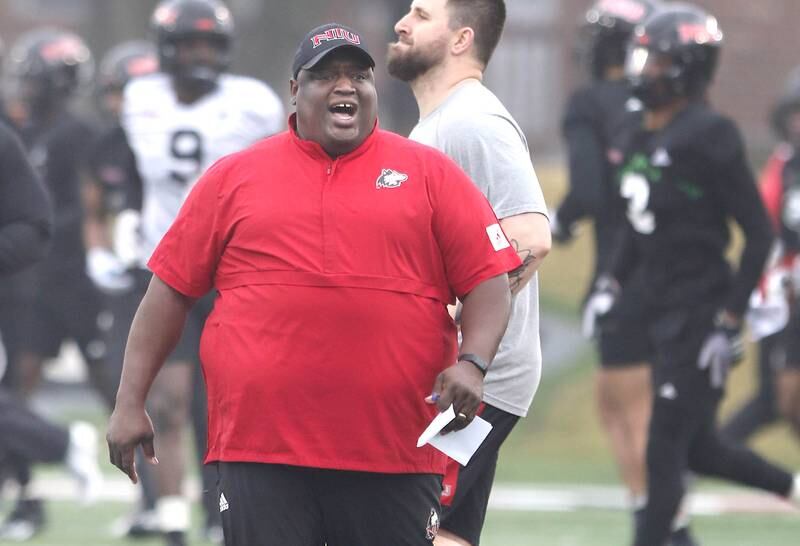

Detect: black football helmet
[5,28,93,112]
[97,40,159,94]
[578,0,662,80]
[625,3,723,109]
[150,0,234,91]
[771,66,800,144]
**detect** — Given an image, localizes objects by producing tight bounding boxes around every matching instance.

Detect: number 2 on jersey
[621,172,655,234]
[169,129,204,184]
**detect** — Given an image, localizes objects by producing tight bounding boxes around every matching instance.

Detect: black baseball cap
[292,23,375,79]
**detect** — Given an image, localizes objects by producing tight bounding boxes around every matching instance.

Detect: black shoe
[164,530,187,546]
[0,498,46,541]
[670,526,700,546]
[110,508,161,538]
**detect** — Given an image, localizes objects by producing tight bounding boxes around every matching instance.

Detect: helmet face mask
[151,0,234,94]
[97,40,158,118]
[625,3,723,110]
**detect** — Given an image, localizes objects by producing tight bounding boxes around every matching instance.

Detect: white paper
[416,405,493,466]
[416,405,456,447]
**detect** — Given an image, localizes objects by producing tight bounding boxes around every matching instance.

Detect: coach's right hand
[107,403,158,484]
[426,360,484,433]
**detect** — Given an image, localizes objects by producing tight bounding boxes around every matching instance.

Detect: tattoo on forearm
[509,239,536,292]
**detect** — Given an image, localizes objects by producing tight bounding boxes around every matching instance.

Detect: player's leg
[70,278,118,410]
[777,368,800,439]
[634,306,717,546]
[594,278,653,516]
[148,360,193,546]
[777,314,800,440]
[720,331,782,442]
[321,469,441,546]
[435,404,519,546]
[217,462,323,546]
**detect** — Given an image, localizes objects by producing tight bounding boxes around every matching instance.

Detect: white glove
[113,209,142,269]
[697,314,744,389]
[86,247,134,294]
[581,276,619,339]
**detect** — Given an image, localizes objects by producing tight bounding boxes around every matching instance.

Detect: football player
[3,28,117,409]
[554,2,703,544]
[83,39,162,539]
[599,5,800,545]
[115,1,284,545]
[759,67,800,444]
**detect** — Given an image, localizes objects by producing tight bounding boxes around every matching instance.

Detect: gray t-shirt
[409,80,547,417]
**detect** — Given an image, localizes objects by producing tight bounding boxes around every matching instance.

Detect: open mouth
[329,102,358,124]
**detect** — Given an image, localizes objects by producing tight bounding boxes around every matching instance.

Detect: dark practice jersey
[19,112,96,283]
[776,152,800,252]
[558,79,635,275]
[0,121,52,275]
[608,101,773,316]
[87,124,143,215]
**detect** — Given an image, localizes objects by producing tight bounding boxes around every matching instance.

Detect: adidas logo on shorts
[219,493,229,513]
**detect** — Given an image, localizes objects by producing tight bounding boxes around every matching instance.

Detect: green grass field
[7,163,800,544]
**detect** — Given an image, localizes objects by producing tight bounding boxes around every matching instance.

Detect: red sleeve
[147,159,229,298]
[759,149,787,233]
[428,152,522,298]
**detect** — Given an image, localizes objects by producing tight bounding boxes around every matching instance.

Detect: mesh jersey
[122,72,284,264]
[609,101,772,315]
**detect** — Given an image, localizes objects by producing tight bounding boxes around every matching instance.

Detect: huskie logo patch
[425,508,440,540]
[376,168,408,189]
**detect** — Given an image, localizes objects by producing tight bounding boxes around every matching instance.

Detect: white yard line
[26,475,798,515]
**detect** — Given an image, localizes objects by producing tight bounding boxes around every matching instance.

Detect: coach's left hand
[426,361,483,433]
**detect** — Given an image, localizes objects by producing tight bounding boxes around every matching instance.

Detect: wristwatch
[458,353,489,376]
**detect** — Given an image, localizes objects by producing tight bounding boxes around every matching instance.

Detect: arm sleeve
[0,123,53,274]
[437,115,547,220]
[427,153,522,298]
[147,158,228,297]
[557,92,607,227]
[710,120,774,316]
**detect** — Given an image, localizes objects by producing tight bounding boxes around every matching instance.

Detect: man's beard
[387,38,448,82]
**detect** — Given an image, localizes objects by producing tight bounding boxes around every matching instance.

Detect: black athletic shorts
[216,462,442,546]
[597,269,653,367]
[23,275,105,360]
[439,403,519,545]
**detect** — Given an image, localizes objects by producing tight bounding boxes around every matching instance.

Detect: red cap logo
[311,28,361,49]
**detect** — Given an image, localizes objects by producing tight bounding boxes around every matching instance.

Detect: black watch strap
[457,353,489,376]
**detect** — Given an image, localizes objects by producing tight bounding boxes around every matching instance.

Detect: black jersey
[609,101,773,316]
[0,121,52,275]
[558,79,635,274]
[87,124,143,215]
[19,112,96,282]
[776,152,800,252]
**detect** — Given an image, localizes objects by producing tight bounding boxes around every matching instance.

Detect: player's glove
[697,311,744,389]
[581,274,620,339]
[113,209,142,269]
[87,247,134,295]
[549,209,574,244]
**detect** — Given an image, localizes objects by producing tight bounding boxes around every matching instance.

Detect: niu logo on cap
[376,169,408,189]
[311,28,361,48]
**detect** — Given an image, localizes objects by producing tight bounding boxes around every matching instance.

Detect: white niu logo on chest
[375,168,408,189]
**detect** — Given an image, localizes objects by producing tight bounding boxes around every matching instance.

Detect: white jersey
[122,72,284,264]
